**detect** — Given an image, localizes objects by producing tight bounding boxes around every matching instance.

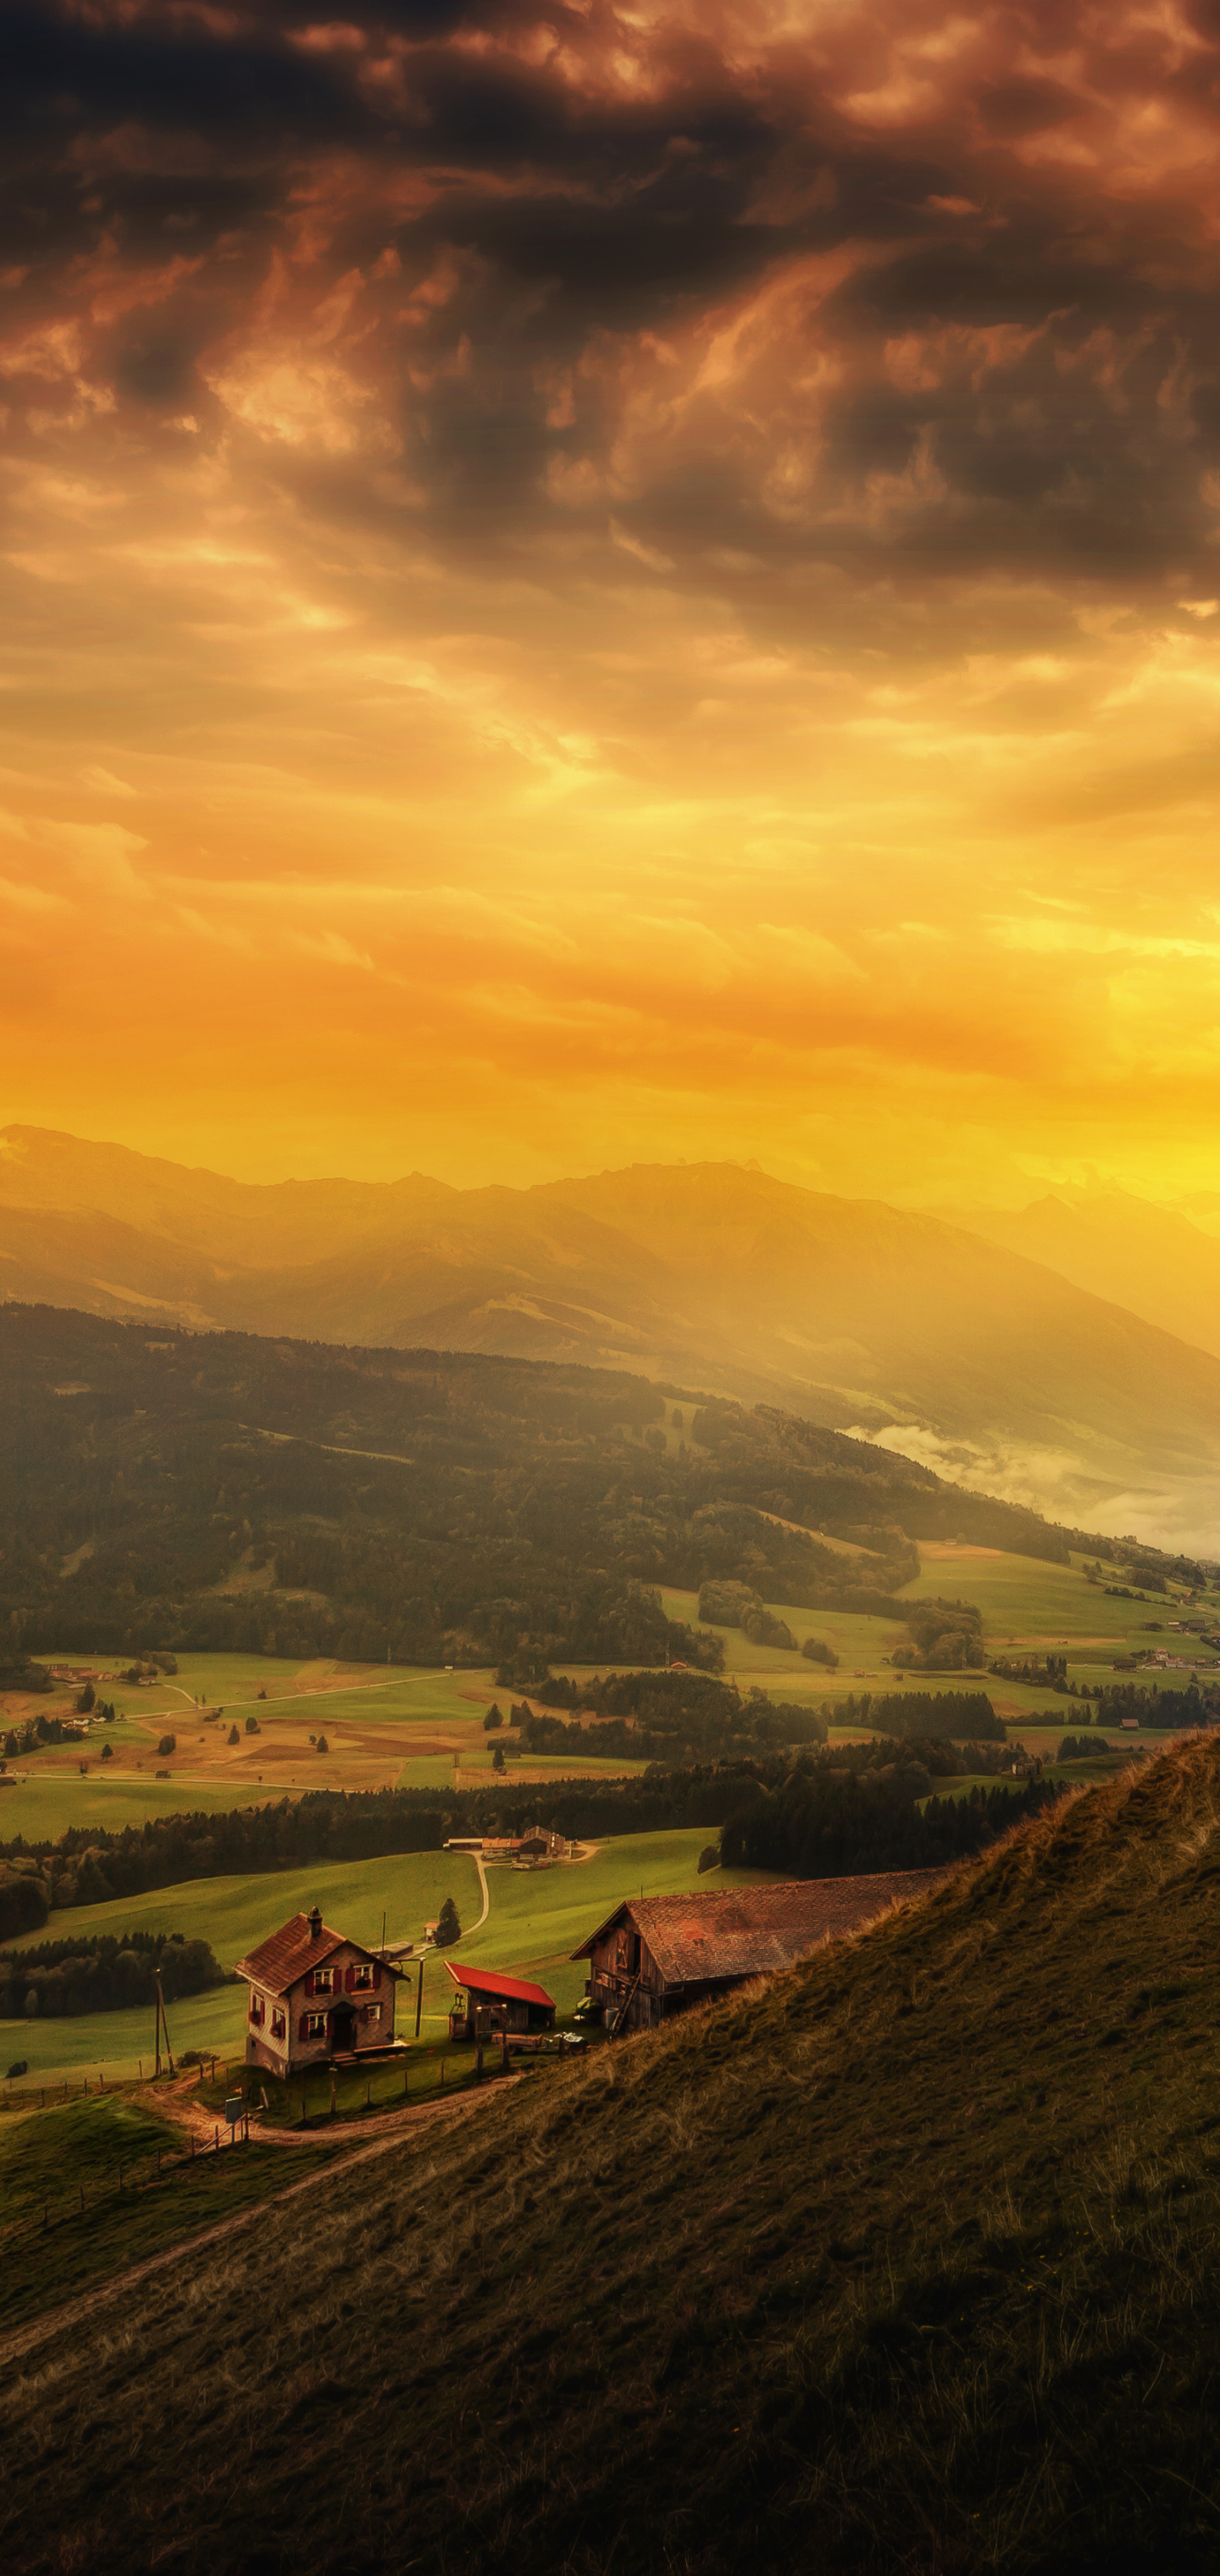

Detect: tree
[75,1681,95,1714]
[483,1703,504,1732]
[491,1744,506,1773]
[245,1714,260,1734]
[316,1735,330,1754]
[158,1734,176,1757]
[696,1844,719,1873]
[101,1741,114,1762]
[227,1724,240,1746]
[24,1987,39,2018]
[435,1896,461,1946]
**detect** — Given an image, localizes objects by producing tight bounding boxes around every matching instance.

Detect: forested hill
[1,1304,1085,1670]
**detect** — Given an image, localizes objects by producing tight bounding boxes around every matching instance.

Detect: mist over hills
[936,1185,1220,1367]
[4,1127,1220,1545]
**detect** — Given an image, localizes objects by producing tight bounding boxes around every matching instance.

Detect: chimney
[308,1906,322,1941]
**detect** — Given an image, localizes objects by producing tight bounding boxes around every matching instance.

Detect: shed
[444,1963,556,2041]
[572,1873,955,2033]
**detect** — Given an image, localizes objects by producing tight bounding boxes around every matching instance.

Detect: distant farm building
[236,1906,402,2074]
[445,1963,556,2041]
[444,1829,569,1863]
[574,1875,952,2033]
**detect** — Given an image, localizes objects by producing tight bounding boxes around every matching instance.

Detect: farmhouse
[236,1905,402,2075]
[574,1873,953,2033]
[445,1963,556,2040]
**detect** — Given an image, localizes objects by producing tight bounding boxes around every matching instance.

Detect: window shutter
[372,1963,381,1990]
[298,2013,308,2040]
[346,1963,356,1992]
[304,1970,313,1996]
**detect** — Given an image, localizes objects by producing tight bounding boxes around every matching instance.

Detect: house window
[270,2007,286,2040]
[307,2011,327,2038]
[249,1991,264,2026]
[367,2002,382,2024]
[313,1967,333,1995]
[352,1962,373,1990]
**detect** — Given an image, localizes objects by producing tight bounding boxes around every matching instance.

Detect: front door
[331,2001,357,2053]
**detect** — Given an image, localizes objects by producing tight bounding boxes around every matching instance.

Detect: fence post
[214,2127,219,2153]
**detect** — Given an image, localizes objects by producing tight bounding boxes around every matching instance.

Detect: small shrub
[227,1724,240,1746]
[697,1845,719,1874]
[157,1734,176,1757]
[245,1714,260,1734]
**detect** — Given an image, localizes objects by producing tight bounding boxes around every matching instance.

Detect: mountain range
[3,1125,1220,1546]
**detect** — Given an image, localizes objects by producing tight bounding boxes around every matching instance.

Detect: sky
[4,0,1220,1200]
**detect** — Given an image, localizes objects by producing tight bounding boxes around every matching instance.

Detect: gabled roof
[570,1873,951,1984]
[444,1962,555,2008]
[236,1913,396,1996]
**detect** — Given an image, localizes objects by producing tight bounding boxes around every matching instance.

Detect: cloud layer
[4,0,1220,1192]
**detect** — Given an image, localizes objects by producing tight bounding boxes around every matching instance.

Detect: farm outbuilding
[445,1963,556,2041]
[236,1905,402,2074]
[573,1874,952,2033]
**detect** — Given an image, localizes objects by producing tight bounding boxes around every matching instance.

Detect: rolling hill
[5,1129,1220,1540]
[3,1735,1219,2573]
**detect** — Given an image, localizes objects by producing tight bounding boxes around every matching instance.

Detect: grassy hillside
[4,1739,1220,2573]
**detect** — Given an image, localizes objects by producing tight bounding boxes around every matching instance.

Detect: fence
[0,2108,253,2255]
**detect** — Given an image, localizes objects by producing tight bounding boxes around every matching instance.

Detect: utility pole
[414,1951,424,2039]
[155,1970,175,2077]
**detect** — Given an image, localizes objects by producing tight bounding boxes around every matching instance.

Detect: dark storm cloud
[7,0,1220,636]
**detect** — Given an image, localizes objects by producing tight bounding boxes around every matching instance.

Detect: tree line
[0,1929,228,2021]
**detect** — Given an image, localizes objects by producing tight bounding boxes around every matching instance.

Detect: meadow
[3,1534,1208,2083]
[5,1738,1220,2574]
[0,1830,765,2081]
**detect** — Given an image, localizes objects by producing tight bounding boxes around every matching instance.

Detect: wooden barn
[573,1874,952,2032]
[444,1963,556,2041]
[236,1905,402,2075]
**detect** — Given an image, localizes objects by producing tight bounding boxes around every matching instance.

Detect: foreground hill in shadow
[6,1129,1220,1532]
[4,1737,1220,2574]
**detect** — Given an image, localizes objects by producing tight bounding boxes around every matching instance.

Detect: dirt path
[0,2083,507,2378]
[471,1850,490,1932]
[149,2062,496,2150]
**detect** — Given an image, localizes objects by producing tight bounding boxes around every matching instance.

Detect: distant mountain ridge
[933,1185,1220,1364]
[3,1125,1220,1544]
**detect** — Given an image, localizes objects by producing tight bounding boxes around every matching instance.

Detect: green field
[0,1772,286,1843]
[0,1829,765,2079]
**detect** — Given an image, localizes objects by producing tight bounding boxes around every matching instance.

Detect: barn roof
[444,1962,556,2008]
[570,1873,951,1984]
[236,1913,396,1996]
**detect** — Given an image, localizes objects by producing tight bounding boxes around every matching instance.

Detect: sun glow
[3,1,1220,1202]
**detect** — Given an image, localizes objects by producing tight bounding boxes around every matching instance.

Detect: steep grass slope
[4,1741,1220,2574]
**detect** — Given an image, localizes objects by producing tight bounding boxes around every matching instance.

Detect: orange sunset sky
[4,0,1220,1202]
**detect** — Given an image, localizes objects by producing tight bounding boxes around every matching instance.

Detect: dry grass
[3,1739,1220,2573]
